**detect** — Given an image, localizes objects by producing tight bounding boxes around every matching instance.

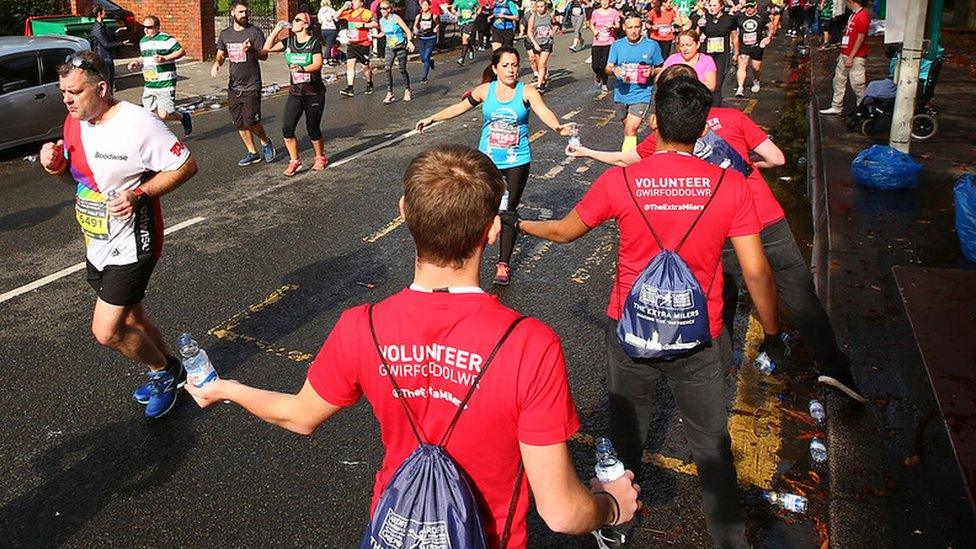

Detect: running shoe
[493,262,511,286]
[384,92,396,104]
[312,155,329,171]
[283,159,302,176]
[365,83,375,95]
[421,77,429,84]
[456,57,465,66]
[403,88,412,102]
[468,48,475,60]
[340,85,355,97]
[237,151,262,166]
[819,106,842,115]
[751,80,761,93]
[133,355,183,404]
[735,86,745,97]
[181,112,193,137]
[144,361,183,419]
[818,367,867,403]
[262,141,276,163]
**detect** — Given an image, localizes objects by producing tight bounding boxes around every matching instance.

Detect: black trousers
[499,162,531,265]
[721,218,851,375]
[592,44,611,86]
[605,320,748,548]
[712,50,731,106]
[281,93,325,141]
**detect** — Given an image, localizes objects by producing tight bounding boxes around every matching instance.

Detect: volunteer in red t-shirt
[511,76,782,548]
[569,64,867,403]
[819,0,868,114]
[186,145,640,548]
[338,0,378,97]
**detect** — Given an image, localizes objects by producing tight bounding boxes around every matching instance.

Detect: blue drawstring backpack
[617,167,726,359]
[362,306,527,549]
[694,130,754,178]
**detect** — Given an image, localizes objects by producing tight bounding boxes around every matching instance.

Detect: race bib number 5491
[76,197,109,241]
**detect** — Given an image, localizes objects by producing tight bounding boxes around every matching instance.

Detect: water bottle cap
[177,333,199,357]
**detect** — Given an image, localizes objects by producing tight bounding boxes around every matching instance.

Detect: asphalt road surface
[0,37,826,547]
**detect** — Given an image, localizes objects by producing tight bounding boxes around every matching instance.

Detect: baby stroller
[848,51,942,141]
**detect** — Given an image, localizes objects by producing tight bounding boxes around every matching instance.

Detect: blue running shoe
[133,355,184,404]
[144,361,183,419]
[262,140,276,163]
[238,152,261,166]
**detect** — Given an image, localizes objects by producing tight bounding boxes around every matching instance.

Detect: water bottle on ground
[809,437,827,464]
[809,399,825,424]
[178,333,218,388]
[594,437,626,483]
[567,122,581,151]
[763,491,808,514]
[754,351,776,374]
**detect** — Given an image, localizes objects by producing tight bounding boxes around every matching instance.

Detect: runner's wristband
[133,187,146,198]
[43,161,67,176]
[593,491,620,526]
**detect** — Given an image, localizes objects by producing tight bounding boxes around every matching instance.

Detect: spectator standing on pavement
[213,0,277,167]
[698,0,737,105]
[662,29,718,91]
[378,1,416,104]
[513,75,782,548]
[338,0,379,97]
[606,14,663,152]
[126,15,193,137]
[414,0,440,83]
[733,0,772,96]
[318,0,341,65]
[819,0,868,115]
[263,13,329,176]
[589,0,621,97]
[39,52,198,419]
[185,144,641,548]
[88,5,128,93]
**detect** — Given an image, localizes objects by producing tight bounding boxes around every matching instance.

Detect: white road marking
[0,216,207,304]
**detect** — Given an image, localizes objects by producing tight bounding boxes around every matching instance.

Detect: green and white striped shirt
[139,32,182,91]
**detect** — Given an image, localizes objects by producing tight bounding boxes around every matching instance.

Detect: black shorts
[460,22,476,35]
[740,45,765,60]
[228,89,261,129]
[525,39,553,53]
[491,27,515,46]
[347,43,371,64]
[86,256,158,306]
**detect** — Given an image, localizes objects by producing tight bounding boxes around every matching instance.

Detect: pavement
[811,35,976,548]
[0,29,972,547]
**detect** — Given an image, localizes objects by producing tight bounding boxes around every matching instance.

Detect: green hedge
[0,0,68,37]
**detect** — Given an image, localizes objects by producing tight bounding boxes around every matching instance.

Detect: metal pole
[927,0,945,60]
[889,0,928,153]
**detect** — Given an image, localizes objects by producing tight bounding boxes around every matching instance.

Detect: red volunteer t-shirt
[575,152,761,338]
[636,107,786,226]
[842,8,869,58]
[307,289,580,548]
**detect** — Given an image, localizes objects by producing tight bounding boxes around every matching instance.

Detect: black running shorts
[86,256,158,306]
[228,89,261,129]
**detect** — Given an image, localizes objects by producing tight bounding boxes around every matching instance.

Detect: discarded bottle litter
[809,437,827,464]
[763,491,808,514]
[594,437,626,483]
[754,351,775,375]
[809,399,825,424]
[178,333,218,388]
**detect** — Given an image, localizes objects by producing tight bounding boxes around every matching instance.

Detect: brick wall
[111,0,216,60]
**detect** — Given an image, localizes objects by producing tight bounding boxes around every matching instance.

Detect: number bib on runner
[597,28,611,41]
[572,7,582,15]
[706,36,725,53]
[622,63,639,83]
[227,43,247,62]
[142,57,158,81]
[657,24,673,36]
[536,25,552,39]
[291,71,311,83]
[76,197,109,241]
[420,19,433,30]
[742,31,757,45]
[488,121,520,149]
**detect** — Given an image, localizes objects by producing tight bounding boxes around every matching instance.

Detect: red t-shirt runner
[575,152,762,338]
[636,107,786,227]
[842,7,869,58]
[307,289,580,548]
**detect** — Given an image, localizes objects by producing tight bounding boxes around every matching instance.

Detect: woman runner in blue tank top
[378,1,416,104]
[415,47,573,286]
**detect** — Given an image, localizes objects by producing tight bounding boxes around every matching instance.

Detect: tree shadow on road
[0,200,73,233]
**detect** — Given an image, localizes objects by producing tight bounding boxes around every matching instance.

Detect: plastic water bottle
[178,333,218,388]
[809,437,827,464]
[594,437,626,483]
[763,491,808,514]
[754,351,775,375]
[567,123,581,151]
[809,399,825,424]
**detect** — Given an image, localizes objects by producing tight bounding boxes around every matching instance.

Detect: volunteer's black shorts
[347,43,371,64]
[740,45,765,60]
[228,89,261,129]
[86,256,158,306]
[491,27,515,47]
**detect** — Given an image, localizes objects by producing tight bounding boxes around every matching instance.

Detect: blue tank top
[479,81,530,169]
[492,1,517,29]
[380,16,407,48]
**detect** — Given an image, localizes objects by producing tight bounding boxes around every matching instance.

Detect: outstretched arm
[519,208,591,243]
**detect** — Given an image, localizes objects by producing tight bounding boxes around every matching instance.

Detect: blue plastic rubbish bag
[954,173,976,262]
[851,145,923,190]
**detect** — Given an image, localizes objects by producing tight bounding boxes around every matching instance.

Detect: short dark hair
[91,5,105,17]
[231,0,249,8]
[403,146,506,268]
[657,63,697,83]
[654,76,712,145]
[144,14,161,27]
[58,50,109,86]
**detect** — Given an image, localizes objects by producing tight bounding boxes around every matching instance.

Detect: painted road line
[570,233,615,284]
[528,130,547,143]
[0,216,206,305]
[209,284,314,363]
[594,110,616,128]
[575,159,594,174]
[363,215,405,243]
[562,109,581,120]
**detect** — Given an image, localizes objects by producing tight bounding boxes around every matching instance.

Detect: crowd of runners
[37,0,874,546]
